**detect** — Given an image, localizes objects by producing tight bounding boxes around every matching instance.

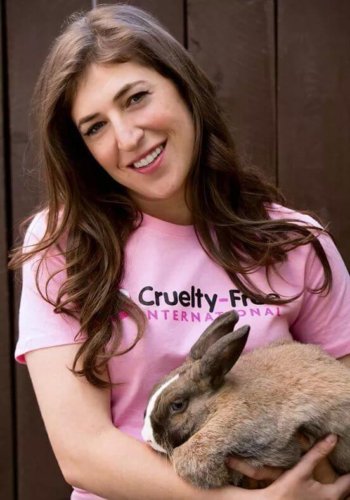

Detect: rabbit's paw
[172,445,230,489]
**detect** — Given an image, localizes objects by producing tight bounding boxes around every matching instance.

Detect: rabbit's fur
[142,310,350,489]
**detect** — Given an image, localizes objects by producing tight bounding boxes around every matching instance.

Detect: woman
[10,4,350,499]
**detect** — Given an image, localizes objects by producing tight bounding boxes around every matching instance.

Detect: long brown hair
[9,4,331,387]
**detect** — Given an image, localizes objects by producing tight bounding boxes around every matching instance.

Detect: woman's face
[71,61,195,220]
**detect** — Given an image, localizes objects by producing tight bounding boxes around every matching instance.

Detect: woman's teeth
[133,145,164,169]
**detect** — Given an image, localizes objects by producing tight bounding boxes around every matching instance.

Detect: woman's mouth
[130,142,166,174]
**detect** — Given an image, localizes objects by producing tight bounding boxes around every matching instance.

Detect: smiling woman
[8,3,350,500]
[71,62,195,222]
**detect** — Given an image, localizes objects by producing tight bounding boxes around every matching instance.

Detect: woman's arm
[26,343,350,500]
[25,343,255,500]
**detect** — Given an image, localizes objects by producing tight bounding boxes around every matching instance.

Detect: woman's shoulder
[23,209,50,247]
[266,203,323,229]
[23,207,67,256]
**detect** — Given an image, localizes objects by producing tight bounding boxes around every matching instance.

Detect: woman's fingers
[263,436,350,500]
[294,434,338,480]
[227,435,350,499]
[226,456,284,482]
[226,434,336,484]
[296,432,338,484]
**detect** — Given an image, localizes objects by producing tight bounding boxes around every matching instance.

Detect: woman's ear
[199,326,250,388]
[190,310,240,361]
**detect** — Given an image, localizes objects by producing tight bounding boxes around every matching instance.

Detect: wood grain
[278,0,350,266]
[0,1,15,498]
[7,2,91,497]
[187,0,276,181]
[98,0,185,43]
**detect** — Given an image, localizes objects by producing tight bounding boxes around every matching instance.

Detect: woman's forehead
[70,62,161,122]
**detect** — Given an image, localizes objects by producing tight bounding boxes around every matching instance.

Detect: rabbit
[141,310,350,489]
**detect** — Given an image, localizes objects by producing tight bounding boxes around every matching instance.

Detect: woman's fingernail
[325,434,337,444]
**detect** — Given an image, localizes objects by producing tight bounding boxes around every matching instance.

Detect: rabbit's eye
[169,399,187,414]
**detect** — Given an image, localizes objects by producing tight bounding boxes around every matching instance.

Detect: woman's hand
[227,435,350,499]
[227,433,339,487]
[266,435,350,500]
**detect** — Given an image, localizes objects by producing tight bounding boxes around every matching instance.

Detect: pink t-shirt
[15,205,350,500]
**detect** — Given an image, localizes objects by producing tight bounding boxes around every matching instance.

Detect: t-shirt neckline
[140,212,195,238]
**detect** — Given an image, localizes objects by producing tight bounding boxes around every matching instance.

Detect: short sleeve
[267,204,350,357]
[291,231,350,357]
[15,211,84,364]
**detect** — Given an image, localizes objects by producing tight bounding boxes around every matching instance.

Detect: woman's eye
[84,121,105,137]
[169,399,187,414]
[127,91,149,107]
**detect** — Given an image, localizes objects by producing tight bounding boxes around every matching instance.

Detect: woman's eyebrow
[77,79,147,129]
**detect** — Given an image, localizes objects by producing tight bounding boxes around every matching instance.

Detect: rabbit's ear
[190,310,240,360]
[199,326,249,387]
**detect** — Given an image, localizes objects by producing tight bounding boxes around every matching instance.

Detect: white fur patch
[141,374,179,453]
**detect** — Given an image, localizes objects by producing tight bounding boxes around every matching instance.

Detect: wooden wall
[1,1,349,498]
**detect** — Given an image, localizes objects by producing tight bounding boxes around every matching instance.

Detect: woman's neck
[142,202,192,225]
[134,197,192,225]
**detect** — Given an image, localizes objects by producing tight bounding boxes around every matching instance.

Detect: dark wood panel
[0,2,15,498]
[7,1,92,498]
[278,0,350,267]
[99,0,185,44]
[187,0,276,181]
[8,0,91,229]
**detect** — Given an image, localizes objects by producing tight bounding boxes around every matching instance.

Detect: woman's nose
[112,119,144,151]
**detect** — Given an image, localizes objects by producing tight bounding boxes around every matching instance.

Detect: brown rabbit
[142,310,350,489]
